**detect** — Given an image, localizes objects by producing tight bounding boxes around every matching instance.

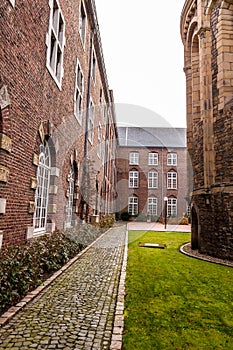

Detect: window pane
[33,143,51,232]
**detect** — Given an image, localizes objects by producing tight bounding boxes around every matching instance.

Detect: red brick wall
[117,146,188,221]
[0,0,117,246]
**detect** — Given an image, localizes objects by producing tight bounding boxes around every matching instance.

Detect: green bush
[99,214,115,229]
[0,232,83,315]
[135,213,147,222]
[121,212,130,221]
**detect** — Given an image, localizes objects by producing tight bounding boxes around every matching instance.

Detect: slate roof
[118,127,186,148]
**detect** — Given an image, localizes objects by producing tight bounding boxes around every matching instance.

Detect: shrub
[178,215,189,225]
[99,214,115,229]
[151,215,159,222]
[135,213,147,222]
[121,212,130,221]
[0,232,83,315]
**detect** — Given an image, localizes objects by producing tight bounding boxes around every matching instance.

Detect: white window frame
[88,100,94,144]
[46,0,66,89]
[66,166,75,228]
[33,142,51,233]
[74,58,84,124]
[148,197,158,216]
[167,153,177,166]
[128,196,138,215]
[168,198,177,217]
[148,152,158,165]
[129,152,139,165]
[167,171,177,189]
[97,123,102,158]
[148,171,158,189]
[129,171,139,188]
[79,0,86,47]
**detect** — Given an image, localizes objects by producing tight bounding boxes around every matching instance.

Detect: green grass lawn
[123,231,233,350]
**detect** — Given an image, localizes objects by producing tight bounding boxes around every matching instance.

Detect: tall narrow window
[148,152,158,165]
[91,51,96,82]
[148,171,158,188]
[97,123,102,158]
[88,100,94,143]
[66,166,75,228]
[148,197,157,215]
[168,198,177,217]
[46,0,65,88]
[128,196,138,215]
[79,1,86,45]
[34,142,51,233]
[167,171,177,189]
[167,153,177,166]
[129,171,139,188]
[74,59,83,124]
[129,152,139,165]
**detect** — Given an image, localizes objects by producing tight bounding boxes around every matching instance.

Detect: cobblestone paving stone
[0,226,126,350]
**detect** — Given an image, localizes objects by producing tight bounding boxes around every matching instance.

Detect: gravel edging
[180,242,233,268]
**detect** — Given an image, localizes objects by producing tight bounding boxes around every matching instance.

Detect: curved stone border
[180,242,233,268]
[110,227,128,350]
[0,229,109,328]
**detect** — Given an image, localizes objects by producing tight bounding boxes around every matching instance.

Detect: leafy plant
[99,214,115,229]
[121,212,130,221]
[0,232,83,315]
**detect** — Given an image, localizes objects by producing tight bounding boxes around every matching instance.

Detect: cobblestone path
[0,226,126,350]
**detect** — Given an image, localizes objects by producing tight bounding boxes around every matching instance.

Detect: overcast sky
[95,0,186,128]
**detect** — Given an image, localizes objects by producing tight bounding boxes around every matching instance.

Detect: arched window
[148,171,158,188]
[167,198,177,217]
[66,165,75,227]
[167,171,177,189]
[34,142,51,233]
[128,196,138,215]
[148,197,157,215]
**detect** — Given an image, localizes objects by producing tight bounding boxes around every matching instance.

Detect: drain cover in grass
[138,243,166,249]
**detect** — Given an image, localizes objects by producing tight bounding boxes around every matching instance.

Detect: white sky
[95,0,186,128]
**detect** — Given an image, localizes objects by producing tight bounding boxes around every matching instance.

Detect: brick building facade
[116,127,188,222]
[181,0,233,260]
[0,0,117,248]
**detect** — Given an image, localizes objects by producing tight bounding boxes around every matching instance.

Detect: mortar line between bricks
[110,227,128,350]
[0,227,111,328]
